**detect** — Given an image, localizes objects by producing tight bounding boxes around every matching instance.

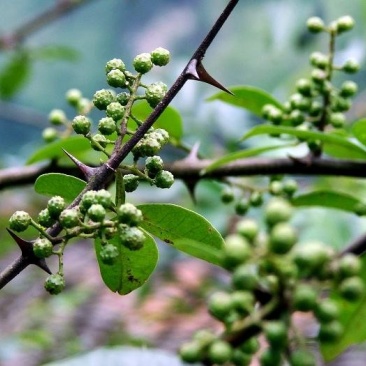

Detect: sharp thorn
[62,149,96,180]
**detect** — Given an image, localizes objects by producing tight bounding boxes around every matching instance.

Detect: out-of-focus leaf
[207,85,284,116]
[243,125,366,160]
[292,191,360,213]
[95,231,158,295]
[352,118,366,146]
[32,45,79,61]
[27,136,90,164]
[0,51,31,99]
[139,203,224,266]
[34,173,86,202]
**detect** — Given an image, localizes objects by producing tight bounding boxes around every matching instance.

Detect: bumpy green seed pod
[93,89,115,110]
[116,92,130,106]
[145,82,168,108]
[38,209,55,227]
[98,117,116,135]
[95,189,112,208]
[155,170,174,188]
[87,204,106,222]
[106,102,125,121]
[48,109,66,125]
[133,53,153,74]
[9,211,31,232]
[33,237,53,258]
[123,174,139,192]
[107,69,127,88]
[119,225,146,250]
[47,196,66,219]
[151,47,170,66]
[59,208,80,229]
[72,115,91,135]
[105,58,126,74]
[80,190,97,213]
[117,203,143,226]
[42,128,58,143]
[66,88,82,107]
[145,155,164,177]
[44,274,65,295]
[100,243,119,265]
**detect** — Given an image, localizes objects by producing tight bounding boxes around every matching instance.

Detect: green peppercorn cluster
[261,15,359,154]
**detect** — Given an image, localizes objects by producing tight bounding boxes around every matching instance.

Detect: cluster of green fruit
[8,191,148,294]
[261,15,358,151]
[180,192,364,365]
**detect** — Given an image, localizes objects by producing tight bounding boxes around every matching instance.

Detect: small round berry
[293,284,317,311]
[290,93,311,111]
[338,254,362,278]
[310,52,329,69]
[72,115,91,135]
[119,225,146,250]
[133,138,161,159]
[95,189,112,208]
[339,276,365,302]
[340,80,358,97]
[249,191,263,207]
[145,82,168,108]
[222,234,251,268]
[179,341,202,363]
[314,299,340,324]
[150,128,169,144]
[265,197,293,226]
[269,180,283,196]
[289,110,305,126]
[235,198,250,215]
[93,89,115,110]
[329,112,346,128]
[236,219,259,242]
[123,174,139,192]
[145,155,164,176]
[318,320,343,343]
[231,349,252,366]
[193,329,216,347]
[232,264,258,290]
[38,209,55,227]
[267,107,283,124]
[100,243,119,265]
[231,290,254,315]
[154,170,174,189]
[221,186,235,204]
[44,274,65,295]
[116,92,130,106]
[133,53,153,74]
[117,203,143,226]
[107,69,127,88]
[296,78,313,96]
[309,100,322,117]
[33,237,53,258]
[269,223,297,255]
[343,59,360,74]
[91,134,108,150]
[208,341,232,365]
[42,127,58,143]
[106,102,125,121]
[77,97,91,114]
[259,348,282,366]
[151,47,170,66]
[240,337,260,354]
[66,88,82,107]
[306,16,325,33]
[289,349,316,366]
[105,58,126,74]
[283,179,298,196]
[336,15,355,33]
[98,117,116,135]
[47,196,66,219]
[311,68,327,84]
[208,291,233,321]
[88,203,106,222]
[48,109,66,125]
[264,321,287,348]
[332,97,351,112]
[80,190,97,213]
[59,208,80,228]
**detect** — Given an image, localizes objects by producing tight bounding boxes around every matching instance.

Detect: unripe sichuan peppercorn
[72,115,91,135]
[44,274,65,295]
[145,82,167,107]
[151,47,170,66]
[133,53,153,74]
[93,89,115,110]
[33,237,53,258]
[9,211,32,232]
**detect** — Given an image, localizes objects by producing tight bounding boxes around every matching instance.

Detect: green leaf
[202,143,295,174]
[352,118,366,146]
[34,173,86,201]
[207,85,284,116]
[0,51,31,99]
[31,45,79,61]
[138,203,224,266]
[27,136,90,164]
[130,102,183,142]
[95,231,158,295]
[321,256,366,361]
[243,125,366,160]
[292,190,360,213]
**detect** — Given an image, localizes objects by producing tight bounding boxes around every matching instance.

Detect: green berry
[87,204,106,222]
[95,189,112,208]
[222,234,251,268]
[117,203,143,226]
[309,100,322,117]
[338,254,362,278]
[265,197,293,226]
[145,82,168,108]
[332,97,351,112]
[80,190,97,213]
[93,89,115,110]
[116,92,130,106]
[236,219,259,242]
[290,93,311,111]
[340,80,358,97]
[193,329,216,347]
[231,349,252,366]
[155,170,174,189]
[44,274,65,295]
[208,341,232,365]
[329,112,345,128]
[47,196,66,219]
[107,69,127,88]
[145,155,164,176]
[269,223,297,254]
[66,88,82,107]
[311,68,327,83]
[339,276,365,302]
[150,128,169,144]
[105,58,126,73]
[106,101,125,121]
[231,290,254,315]
[306,17,325,33]
[318,320,343,343]
[133,53,153,74]
[235,198,250,215]
[289,349,316,366]
[42,127,58,143]
[38,209,55,227]
[151,47,170,66]
[72,115,91,135]
[249,191,263,207]
[221,186,235,204]
[240,337,260,354]
[98,117,116,135]
[208,291,233,321]
[133,138,161,159]
[289,110,305,126]
[179,341,202,363]
[259,348,282,366]
[343,59,360,74]
[310,52,329,69]
[336,15,355,33]
[100,243,119,265]
[314,299,340,323]
[119,225,146,250]
[269,180,283,195]
[33,237,53,258]
[296,78,313,96]
[59,208,80,228]
[48,109,66,125]
[293,284,317,311]
[283,179,298,196]
[123,174,139,192]
[267,107,283,124]
[90,134,108,150]
[264,321,287,348]
[232,264,258,290]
